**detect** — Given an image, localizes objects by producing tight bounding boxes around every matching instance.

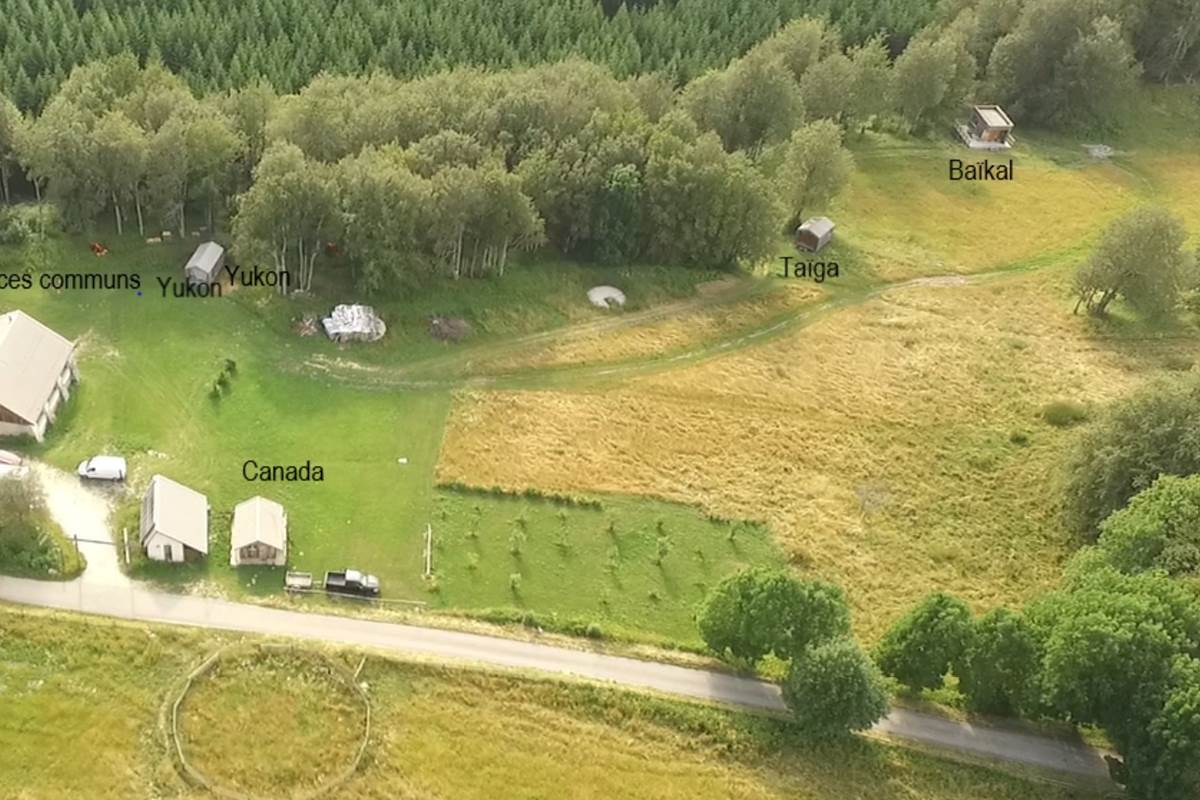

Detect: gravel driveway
[31,463,129,587]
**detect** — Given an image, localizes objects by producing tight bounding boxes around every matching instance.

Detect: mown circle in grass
[173,645,369,800]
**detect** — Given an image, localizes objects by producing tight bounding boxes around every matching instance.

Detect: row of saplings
[699,376,1200,800]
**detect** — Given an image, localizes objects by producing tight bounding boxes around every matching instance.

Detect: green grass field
[0,236,781,644]
[2,86,1198,648]
[0,606,1110,800]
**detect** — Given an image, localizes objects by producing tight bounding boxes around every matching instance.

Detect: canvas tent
[230,496,288,566]
[185,242,225,285]
[795,217,835,253]
[322,304,387,342]
[0,310,77,441]
[140,475,209,562]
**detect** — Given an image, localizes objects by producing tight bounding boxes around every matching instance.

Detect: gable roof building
[185,241,225,285]
[140,475,209,562]
[230,496,288,567]
[0,310,78,441]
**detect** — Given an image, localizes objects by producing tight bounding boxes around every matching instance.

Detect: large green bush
[782,637,890,738]
[697,567,850,665]
[875,592,974,692]
[1062,376,1200,538]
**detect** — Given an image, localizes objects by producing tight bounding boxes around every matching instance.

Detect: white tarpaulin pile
[587,286,626,309]
[322,304,387,343]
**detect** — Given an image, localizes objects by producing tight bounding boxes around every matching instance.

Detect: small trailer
[324,568,380,597]
[284,571,314,592]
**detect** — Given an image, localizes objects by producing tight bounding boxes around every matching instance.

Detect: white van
[77,456,127,481]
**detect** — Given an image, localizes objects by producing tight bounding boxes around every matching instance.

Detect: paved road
[0,575,1111,782]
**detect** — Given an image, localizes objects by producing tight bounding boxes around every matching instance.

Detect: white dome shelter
[587,286,626,310]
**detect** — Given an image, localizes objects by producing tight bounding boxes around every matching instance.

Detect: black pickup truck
[324,569,381,597]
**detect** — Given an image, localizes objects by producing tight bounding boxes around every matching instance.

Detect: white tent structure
[230,496,288,566]
[185,242,225,285]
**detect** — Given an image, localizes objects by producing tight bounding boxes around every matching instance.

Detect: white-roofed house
[230,496,288,567]
[0,310,78,441]
[140,475,209,563]
[185,241,225,285]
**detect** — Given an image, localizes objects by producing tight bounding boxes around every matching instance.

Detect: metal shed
[795,217,835,254]
[185,242,225,285]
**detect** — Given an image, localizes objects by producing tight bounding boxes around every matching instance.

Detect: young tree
[846,37,894,133]
[218,82,277,189]
[1073,206,1189,318]
[0,94,25,203]
[90,110,147,234]
[232,141,339,293]
[876,592,974,691]
[749,18,841,83]
[697,568,851,665]
[338,146,433,294]
[782,637,891,738]
[682,51,804,154]
[644,131,781,269]
[770,120,853,230]
[799,53,856,123]
[893,31,976,133]
[958,608,1041,715]
[0,475,55,575]
[186,109,244,231]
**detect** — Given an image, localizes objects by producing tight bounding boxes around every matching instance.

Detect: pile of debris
[322,304,387,343]
[292,314,319,337]
[429,316,472,342]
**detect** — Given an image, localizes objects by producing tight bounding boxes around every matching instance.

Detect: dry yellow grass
[1137,153,1200,237]
[1,608,1102,800]
[482,282,825,373]
[833,145,1140,281]
[438,268,1200,638]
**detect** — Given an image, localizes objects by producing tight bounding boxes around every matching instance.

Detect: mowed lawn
[0,607,1110,800]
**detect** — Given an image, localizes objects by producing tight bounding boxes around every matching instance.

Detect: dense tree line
[0,0,942,112]
[0,4,1193,292]
[0,47,865,290]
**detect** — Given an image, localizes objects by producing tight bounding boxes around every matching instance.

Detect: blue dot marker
[136,291,143,297]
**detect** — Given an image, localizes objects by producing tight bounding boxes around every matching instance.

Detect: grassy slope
[435,91,1200,639]
[0,241,779,642]
[0,607,1108,800]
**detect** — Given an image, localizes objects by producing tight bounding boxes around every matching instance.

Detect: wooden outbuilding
[795,217,836,254]
[959,105,1015,150]
[140,475,210,562]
